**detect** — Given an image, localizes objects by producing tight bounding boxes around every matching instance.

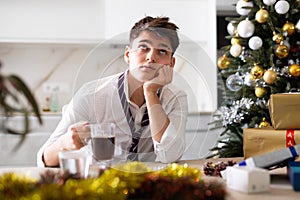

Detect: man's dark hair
[129,16,180,53]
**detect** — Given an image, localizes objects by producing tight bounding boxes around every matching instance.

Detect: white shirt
[37,71,188,166]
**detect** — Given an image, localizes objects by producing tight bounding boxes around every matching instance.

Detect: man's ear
[170,57,176,68]
[124,46,130,64]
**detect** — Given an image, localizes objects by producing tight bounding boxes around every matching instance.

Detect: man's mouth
[141,65,155,70]
[141,64,163,70]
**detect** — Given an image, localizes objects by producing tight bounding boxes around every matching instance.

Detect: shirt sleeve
[36,83,93,167]
[36,100,82,167]
[153,89,188,163]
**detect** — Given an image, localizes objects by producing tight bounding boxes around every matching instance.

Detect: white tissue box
[226,166,270,193]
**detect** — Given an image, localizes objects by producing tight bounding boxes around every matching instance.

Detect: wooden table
[1,158,300,200]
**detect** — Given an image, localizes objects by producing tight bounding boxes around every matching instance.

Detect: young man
[37,16,188,167]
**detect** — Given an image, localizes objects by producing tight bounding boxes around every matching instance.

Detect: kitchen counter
[0,113,221,165]
[0,115,62,166]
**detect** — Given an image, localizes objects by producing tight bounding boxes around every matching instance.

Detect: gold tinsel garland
[0,162,226,200]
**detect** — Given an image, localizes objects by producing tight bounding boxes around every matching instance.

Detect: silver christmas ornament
[226,73,243,91]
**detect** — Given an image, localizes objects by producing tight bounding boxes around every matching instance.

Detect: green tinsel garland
[0,162,226,200]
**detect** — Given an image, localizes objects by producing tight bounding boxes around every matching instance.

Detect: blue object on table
[288,160,300,191]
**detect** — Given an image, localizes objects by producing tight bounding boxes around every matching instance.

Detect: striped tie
[118,73,149,161]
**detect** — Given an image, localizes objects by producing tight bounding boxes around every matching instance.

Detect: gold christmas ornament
[263,69,277,84]
[255,86,267,98]
[282,21,296,36]
[258,118,271,128]
[217,55,230,69]
[274,43,289,58]
[250,64,264,79]
[231,36,240,45]
[272,33,284,44]
[255,8,269,23]
[289,64,300,77]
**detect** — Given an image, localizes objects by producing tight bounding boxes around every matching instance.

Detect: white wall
[216,0,236,11]
[0,0,104,42]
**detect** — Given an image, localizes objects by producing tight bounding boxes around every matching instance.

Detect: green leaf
[0,73,43,150]
[7,75,42,125]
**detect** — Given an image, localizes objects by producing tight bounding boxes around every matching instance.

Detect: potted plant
[0,60,42,146]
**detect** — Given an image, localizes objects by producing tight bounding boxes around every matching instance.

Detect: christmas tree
[210,0,300,157]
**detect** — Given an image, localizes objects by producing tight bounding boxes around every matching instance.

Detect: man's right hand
[60,121,91,151]
[43,121,90,166]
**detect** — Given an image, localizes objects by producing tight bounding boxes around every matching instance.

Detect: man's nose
[146,49,157,62]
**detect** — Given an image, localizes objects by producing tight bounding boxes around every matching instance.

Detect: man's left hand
[144,65,173,91]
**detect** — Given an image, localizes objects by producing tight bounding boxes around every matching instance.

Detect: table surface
[1,158,300,200]
[177,158,300,200]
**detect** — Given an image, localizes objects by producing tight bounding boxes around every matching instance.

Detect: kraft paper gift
[243,128,300,159]
[269,93,300,130]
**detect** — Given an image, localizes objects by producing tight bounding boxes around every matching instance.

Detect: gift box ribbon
[286,130,295,147]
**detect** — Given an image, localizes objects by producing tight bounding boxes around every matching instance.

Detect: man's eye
[159,49,168,55]
[138,45,148,50]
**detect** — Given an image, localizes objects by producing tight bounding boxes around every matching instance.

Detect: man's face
[125,31,175,83]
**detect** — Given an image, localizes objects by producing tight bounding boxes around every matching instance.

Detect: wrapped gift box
[243,128,300,159]
[269,93,300,130]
